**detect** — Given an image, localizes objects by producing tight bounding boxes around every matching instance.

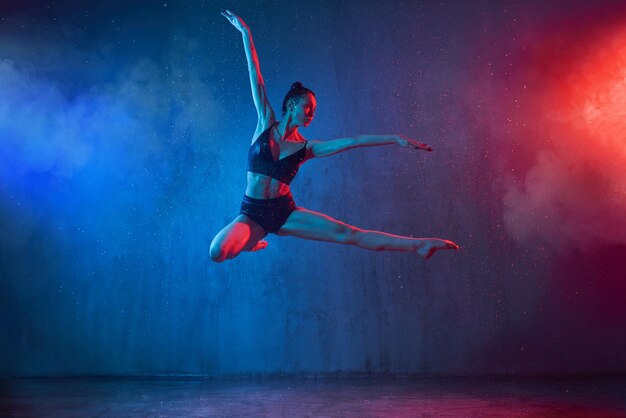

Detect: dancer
[210,10,458,263]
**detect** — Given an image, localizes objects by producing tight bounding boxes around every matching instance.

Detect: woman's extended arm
[222,10,274,125]
[308,135,432,158]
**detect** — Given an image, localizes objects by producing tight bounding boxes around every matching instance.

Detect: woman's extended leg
[277,207,457,259]
[209,215,268,263]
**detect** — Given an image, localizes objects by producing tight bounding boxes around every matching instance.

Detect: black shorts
[239,192,297,234]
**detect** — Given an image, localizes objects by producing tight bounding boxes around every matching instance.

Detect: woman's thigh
[276,207,358,243]
[210,214,267,256]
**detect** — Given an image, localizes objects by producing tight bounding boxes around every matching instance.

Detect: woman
[210,10,458,263]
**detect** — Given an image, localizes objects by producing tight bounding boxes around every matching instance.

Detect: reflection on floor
[1,375,625,417]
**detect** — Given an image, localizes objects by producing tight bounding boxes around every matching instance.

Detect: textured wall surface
[1,0,625,376]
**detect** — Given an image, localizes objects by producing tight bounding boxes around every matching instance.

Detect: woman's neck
[276,117,298,142]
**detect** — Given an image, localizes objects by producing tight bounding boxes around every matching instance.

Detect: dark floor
[1,375,625,417]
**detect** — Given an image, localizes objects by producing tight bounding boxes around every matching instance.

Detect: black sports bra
[247,122,307,185]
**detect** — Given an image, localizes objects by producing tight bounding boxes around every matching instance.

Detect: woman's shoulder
[251,116,277,145]
[259,114,277,132]
[295,131,308,143]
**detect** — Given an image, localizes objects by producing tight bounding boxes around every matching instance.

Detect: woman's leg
[277,207,457,259]
[209,215,268,263]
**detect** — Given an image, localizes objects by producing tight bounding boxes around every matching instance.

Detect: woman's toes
[250,240,268,251]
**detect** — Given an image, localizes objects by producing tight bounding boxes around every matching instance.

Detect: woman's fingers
[221,9,248,32]
[221,9,237,23]
[398,135,432,152]
[411,141,432,152]
[221,10,233,23]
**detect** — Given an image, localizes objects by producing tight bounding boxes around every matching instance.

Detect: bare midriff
[245,172,291,199]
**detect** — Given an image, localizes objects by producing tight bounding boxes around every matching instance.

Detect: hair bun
[282,82,315,115]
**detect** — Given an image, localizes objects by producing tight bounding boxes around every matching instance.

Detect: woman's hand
[395,135,433,152]
[221,9,249,33]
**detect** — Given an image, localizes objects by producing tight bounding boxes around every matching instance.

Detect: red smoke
[472,8,626,251]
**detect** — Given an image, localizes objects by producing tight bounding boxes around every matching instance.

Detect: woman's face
[290,93,316,127]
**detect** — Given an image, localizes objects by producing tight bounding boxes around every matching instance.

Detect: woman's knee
[209,237,231,263]
[209,242,223,263]
[210,219,262,263]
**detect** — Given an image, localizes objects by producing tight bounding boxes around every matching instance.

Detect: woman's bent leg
[277,207,457,259]
[209,215,267,263]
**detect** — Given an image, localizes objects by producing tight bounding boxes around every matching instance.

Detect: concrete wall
[1,0,625,376]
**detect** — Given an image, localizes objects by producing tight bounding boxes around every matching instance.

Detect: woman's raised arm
[222,10,275,126]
